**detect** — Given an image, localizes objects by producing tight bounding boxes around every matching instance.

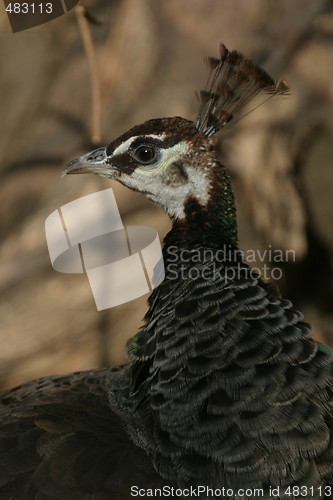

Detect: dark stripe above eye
[129,136,180,151]
[106,117,198,156]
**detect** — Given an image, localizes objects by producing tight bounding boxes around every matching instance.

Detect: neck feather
[166,164,238,250]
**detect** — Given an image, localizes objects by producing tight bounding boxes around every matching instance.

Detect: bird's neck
[122,165,241,483]
[127,164,241,361]
[126,162,241,360]
[166,164,238,250]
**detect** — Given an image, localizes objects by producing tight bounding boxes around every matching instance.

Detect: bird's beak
[62,147,114,178]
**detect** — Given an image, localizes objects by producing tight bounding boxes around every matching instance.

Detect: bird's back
[0,367,175,499]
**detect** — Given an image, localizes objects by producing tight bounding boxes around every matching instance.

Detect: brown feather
[196,43,290,137]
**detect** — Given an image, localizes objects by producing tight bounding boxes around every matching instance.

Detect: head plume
[196,43,290,138]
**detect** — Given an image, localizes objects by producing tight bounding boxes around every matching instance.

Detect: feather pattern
[125,248,333,497]
[0,369,175,498]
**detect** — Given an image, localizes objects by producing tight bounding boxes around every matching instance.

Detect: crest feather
[196,43,290,138]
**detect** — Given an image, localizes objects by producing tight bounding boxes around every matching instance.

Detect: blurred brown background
[1,0,333,389]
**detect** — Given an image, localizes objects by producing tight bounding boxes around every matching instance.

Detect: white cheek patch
[162,167,211,219]
[132,142,211,219]
[187,167,210,205]
[113,138,212,221]
[135,142,189,176]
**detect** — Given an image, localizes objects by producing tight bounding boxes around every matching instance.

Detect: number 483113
[5,3,53,13]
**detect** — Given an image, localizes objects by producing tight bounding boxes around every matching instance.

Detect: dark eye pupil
[134,146,155,164]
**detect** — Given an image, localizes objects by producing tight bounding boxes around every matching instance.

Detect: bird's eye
[132,146,157,165]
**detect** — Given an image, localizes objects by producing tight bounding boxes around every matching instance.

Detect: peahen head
[63,44,289,248]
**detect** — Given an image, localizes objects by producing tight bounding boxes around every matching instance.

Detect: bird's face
[63,117,216,220]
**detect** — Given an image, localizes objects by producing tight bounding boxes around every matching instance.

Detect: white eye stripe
[112,133,166,157]
[112,137,136,156]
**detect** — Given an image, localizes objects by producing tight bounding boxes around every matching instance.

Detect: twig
[75,3,102,145]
